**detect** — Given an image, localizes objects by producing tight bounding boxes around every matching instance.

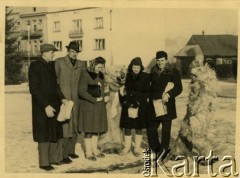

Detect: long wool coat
[78,71,108,133]
[149,65,183,121]
[119,72,151,129]
[55,56,86,138]
[29,58,64,143]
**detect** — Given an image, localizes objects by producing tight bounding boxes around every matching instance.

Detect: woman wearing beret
[119,57,151,157]
[78,57,108,161]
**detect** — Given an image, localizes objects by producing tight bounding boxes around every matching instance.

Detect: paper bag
[153,99,167,117]
[128,107,139,119]
[57,100,74,122]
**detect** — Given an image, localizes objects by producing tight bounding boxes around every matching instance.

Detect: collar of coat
[64,55,82,69]
[87,71,104,80]
[39,57,51,65]
[127,71,143,81]
[150,64,173,75]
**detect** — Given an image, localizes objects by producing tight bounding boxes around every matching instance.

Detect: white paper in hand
[165,82,174,93]
[128,107,139,119]
[153,99,167,117]
[57,100,74,122]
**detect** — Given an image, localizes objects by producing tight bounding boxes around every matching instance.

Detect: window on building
[38,20,43,30]
[33,7,36,12]
[53,21,61,32]
[72,19,82,33]
[32,40,38,55]
[14,21,20,31]
[95,39,105,50]
[33,20,37,32]
[75,40,83,51]
[26,20,31,30]
[95,17,103,29]
[53,41,62,51]
[216,58,223,65]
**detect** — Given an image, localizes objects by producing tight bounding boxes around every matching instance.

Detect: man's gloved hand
[45,105,56,118]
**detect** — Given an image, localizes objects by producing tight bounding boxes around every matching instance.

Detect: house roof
[175,45,203,57]
[185,35,237,57]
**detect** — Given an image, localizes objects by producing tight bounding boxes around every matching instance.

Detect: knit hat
[131,57,142,66]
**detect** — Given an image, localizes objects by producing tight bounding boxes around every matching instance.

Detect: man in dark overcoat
[29,44,66,171]
[147,51,183,159]
[55,41,87,163]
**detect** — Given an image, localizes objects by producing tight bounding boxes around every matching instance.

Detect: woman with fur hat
[119,57,151,157]
[78,57,108,161]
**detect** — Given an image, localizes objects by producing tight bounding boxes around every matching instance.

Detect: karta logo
[142,149,239,177]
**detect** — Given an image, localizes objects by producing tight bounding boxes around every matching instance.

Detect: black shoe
[86,155,97,161]
[69,154,79,159]
[62,157,72,164]
[39,165,54,171]
[95,153,105,158]
[51,161,65,166]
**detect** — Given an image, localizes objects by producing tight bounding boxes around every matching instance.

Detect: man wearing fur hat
[147,51,182,159]
[55,41,87,163]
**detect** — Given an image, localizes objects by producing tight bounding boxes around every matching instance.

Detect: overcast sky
[111,8,237,65]
[164,9,238,60]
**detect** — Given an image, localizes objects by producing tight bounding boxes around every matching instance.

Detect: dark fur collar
[150,64,173,75]
[88,71,104,80]
[128,71,143,81]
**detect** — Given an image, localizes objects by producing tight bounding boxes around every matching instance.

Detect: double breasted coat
[29,58,64,143]
[78,71,108,133]
[55,56,87,138]
[119,72,151,129]
[149,65,183,121]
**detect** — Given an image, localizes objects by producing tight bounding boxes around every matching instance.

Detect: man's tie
[70,58,76,66]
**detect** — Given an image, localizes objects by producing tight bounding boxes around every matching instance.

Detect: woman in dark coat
[119,57,151,157]
[147,51,182,158]
[78,57,108,161]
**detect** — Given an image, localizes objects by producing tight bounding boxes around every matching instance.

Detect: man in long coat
[55,41,86,163]
[147,51,182,160]
[29,44,66,171]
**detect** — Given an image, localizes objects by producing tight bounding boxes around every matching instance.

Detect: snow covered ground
[4,79,237,174]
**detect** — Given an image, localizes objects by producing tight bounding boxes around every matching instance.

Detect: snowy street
[4,80,237,173]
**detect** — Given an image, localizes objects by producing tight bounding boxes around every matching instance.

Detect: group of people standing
[29,40,182,171]
[119,52,182,159]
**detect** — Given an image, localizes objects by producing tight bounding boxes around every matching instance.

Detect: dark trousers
[62,133,78,158]
[38,139,63,166]
[147,120,172,153]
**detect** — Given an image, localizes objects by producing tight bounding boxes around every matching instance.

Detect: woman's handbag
[87,84,101,97]
[128,107,139,119]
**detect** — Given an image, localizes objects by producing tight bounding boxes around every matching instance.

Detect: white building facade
[46,7,166,67]
[47,7,113,65]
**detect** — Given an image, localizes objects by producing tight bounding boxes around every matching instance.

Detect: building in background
[175,34,238,78]
[19,7,48,81]
[47,7,113,64]
[6,7,166,81]
[47,8,166,67]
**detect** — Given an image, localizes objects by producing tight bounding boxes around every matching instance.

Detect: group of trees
[5,8,22,84]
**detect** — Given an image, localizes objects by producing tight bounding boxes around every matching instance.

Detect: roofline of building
[20,12,47,18]
[47,7,99,14]
[174,55,238,58]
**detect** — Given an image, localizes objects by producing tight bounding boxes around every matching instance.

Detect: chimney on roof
[202,30,205,36]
